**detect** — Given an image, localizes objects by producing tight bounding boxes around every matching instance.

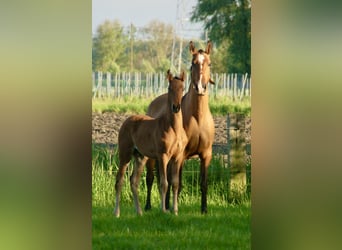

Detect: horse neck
[165,108,183,131]
[187,87,210,120]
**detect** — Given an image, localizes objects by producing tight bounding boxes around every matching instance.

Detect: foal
[113,70,187,217]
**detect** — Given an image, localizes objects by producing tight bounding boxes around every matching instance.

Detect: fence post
[239,73,248,101]
[227,113,247,201]
[98,72,103,98]
[106,72,111,98]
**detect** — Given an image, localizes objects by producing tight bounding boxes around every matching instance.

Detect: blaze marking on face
[197,74,205,93]
[198,54,205,65]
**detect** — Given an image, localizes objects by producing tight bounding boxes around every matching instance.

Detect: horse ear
[189,41,196,54]
[179,71,185,81]
[205,40,212,55]
[166,69,173,81]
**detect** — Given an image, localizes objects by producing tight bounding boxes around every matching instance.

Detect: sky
[92,0,204,39]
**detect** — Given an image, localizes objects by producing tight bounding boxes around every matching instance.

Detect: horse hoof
[113,209,120,218]
[144,204,152,211]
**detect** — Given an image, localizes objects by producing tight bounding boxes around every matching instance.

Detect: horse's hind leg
[145,158,155,211]
[131,150,148,216]
[114,140,133,217]
[114,159,130,218]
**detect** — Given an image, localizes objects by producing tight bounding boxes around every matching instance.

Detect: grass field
[92,96,251,116]
[93,203,250,250]
[92,146,251,249]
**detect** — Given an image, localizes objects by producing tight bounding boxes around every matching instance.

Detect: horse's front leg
[200,151,212,214]
[171,158,183,215]
[158,155,169,213]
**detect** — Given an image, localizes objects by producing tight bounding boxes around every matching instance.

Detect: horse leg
[130,150,148,216]
[171,160,182,215]
[200,152,212,214]
[145,158,155,211]
[167,162,183,210]
[165,162,172,210]
[158,156,168,213]
[178,163,183,197]
[114,153,131,218]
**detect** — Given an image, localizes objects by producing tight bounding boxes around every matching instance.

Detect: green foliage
[92,19,249,75]
[191,0,251,74]
[92,20,128,72]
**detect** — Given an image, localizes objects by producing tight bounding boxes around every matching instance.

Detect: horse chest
[185,117,214,155]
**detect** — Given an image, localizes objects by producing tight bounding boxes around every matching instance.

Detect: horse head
[167,69,185,113]
[189,40,215,95]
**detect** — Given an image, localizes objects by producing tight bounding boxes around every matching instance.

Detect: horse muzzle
[194,82,207,95]
[172,104,181,113]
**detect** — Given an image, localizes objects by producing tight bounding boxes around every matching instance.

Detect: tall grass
[92,145,251,249]
[92,145,250,209]
[92,96,251,116]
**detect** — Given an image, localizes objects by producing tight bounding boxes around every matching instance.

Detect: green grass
[92,96,154,114]
[92,96,251,116]
[93,203,251,250]
[92,146,251,249]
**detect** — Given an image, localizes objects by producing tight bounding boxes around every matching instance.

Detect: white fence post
[92,72,251,99]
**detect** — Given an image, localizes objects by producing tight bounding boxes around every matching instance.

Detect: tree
[135,20,174,72]
[191,0,251,74]
[92,20,128,72]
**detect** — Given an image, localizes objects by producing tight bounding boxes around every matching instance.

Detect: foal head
[166,69,185,114]
[189,40,215,95]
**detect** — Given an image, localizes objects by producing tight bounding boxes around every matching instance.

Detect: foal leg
[145,158,155,211]
[130,151,148,216]
[158,156,169,213]
[114,155,131,218]
[165,162,172,210]
[171,160,182,215]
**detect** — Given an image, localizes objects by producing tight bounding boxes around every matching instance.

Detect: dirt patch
[92,112,251,147]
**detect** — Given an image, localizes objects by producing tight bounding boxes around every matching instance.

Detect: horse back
[147,93,168,118]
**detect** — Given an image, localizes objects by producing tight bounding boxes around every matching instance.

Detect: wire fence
[92,72,251,100]
[92,113,251,202]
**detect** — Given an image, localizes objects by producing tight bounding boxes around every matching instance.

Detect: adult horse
[145,41,215,213]
[114,70,187,217]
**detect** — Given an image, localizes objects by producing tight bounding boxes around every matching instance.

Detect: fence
[92,114,251,200]
[92,72,251,100]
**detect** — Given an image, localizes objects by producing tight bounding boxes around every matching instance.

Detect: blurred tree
[92,20,128,72]
[191,0,251,74]
[134,20,174,72]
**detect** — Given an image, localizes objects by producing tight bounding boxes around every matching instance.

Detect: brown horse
[113,70,187,217]
[145,41,215,213]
